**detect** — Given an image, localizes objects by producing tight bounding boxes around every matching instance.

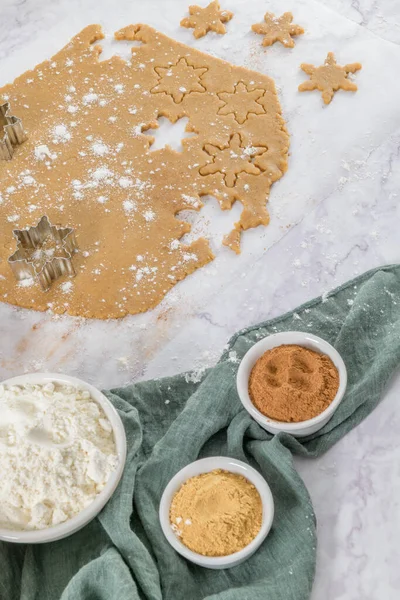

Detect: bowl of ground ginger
[236,332,347,437]
[159,457,274,569]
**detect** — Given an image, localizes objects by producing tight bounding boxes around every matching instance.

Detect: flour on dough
[0,24,289,318]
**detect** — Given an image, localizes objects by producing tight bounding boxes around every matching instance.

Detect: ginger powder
[169,469,262,557]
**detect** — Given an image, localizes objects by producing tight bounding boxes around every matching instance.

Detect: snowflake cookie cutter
[0,101,28,160]
[8,216,78,291]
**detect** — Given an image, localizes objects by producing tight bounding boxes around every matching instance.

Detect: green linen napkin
[2,264,400,600]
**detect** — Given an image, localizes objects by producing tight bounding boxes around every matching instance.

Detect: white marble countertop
[1,0,400,596]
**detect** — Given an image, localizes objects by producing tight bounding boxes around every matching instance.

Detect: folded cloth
[2,264,400,600]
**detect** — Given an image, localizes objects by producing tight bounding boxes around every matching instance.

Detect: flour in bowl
[0,382,118,530]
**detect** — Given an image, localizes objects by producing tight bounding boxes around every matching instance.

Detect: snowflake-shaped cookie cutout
[180,0,234,39]
[199,133,266,187]
[0,101,27,160]
[217,82,266,124]
[8,215,77,291]
[252,12,304,48]
[151,57,208,104]
[298,52,362,104]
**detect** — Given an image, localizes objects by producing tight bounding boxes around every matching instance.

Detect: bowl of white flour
[0,373,127,543]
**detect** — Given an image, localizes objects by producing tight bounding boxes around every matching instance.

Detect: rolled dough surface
[0,24,289,318]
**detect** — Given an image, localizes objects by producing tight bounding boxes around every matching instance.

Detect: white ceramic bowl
[159,456,274,569]
[236,331,347,438]
[0,372,127,544]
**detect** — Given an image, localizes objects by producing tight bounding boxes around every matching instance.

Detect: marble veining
[1,0,400,597]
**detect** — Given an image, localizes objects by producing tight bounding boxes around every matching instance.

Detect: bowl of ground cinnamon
[159,457,274,569]
[236,332,347,437]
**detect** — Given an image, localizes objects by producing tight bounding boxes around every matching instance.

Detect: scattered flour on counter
[0,382,118,531]
[184,368,206,384]
[227,351,239,363]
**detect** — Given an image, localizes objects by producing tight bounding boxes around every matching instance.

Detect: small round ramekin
[0,372,127,544]
[159,456,274,569]
[236,331,347,438]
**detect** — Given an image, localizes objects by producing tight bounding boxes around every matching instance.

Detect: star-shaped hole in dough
[217,82,266,125]
[151,57,208,104]
[252,12,304,48]
[199,133,267,187]
[180,0,234,39]
[298,52,362,104]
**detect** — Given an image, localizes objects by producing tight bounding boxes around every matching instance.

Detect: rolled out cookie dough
[0,24,289,318]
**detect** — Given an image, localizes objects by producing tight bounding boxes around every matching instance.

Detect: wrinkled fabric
[2,265,400,600]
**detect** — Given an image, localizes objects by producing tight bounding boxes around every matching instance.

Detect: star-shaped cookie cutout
[24,235,70,273]
[180,0,233,39]
[217,82,266,124]
[151,57,208,103]
[0,101,28,160]
[252,12,304,48]
[298,52,362,104]
[8,215,77,291]
[199,133,266,187]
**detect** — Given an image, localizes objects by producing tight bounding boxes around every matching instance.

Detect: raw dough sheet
[0,24,288,318]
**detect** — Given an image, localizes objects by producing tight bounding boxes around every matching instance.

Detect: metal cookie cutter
[0,101,28,160]
[8,216,78,291]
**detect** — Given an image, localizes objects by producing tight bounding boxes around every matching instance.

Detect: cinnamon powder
[248,344,339,422]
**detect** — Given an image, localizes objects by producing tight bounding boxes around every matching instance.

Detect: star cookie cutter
[0,101,28,160]
[8,216,78,291]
